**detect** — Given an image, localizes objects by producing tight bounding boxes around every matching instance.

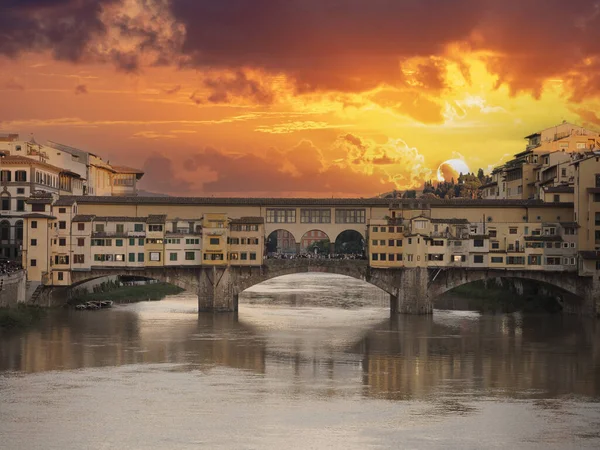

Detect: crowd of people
[0,259,22,276]
[266,252,367,260]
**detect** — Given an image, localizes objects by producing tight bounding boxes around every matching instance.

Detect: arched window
[0,220,10,241]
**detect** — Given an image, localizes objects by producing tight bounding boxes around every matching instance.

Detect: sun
[437,159,471,182]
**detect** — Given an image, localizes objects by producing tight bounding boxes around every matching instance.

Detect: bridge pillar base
[395,267,432,315]
[197,266,237,313]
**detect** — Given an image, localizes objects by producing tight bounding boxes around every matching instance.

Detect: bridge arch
[266,229,297,255]
[428,268,591,313]
[231,260,393,297]
[69,267,202,294]
[300,229,330,254]
[333,229,365,255]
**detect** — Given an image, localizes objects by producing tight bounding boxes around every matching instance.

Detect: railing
[92,232,128,238]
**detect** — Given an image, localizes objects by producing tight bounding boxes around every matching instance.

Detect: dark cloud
[5,0,600,101]
[164,85,181,95]
[109,50,139,73]
[573,108,600,128]
[139,153,192,194]
[170,0,482,91]
[180,146,394,195]
[0,0,119,61]
[203,71,275,105]
[167,0,600,98]
[4,78,25,91]
[74,84,88,95]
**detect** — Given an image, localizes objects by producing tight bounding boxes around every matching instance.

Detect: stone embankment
[0,270,26,307]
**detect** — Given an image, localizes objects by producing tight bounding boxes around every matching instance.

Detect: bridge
[66,260,600,316]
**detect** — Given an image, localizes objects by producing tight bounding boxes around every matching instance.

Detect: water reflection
[2,294,600,402]
[2,274,600,449]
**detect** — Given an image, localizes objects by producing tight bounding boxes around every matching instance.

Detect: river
[1,274,600,449]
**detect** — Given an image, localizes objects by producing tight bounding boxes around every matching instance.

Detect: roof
[60,170,82,179]
[430,218,469,224]
[513,149,533,158]
[147,214,167,224]
[46,140,95,159]
[72,215,96,222]
[230,217,265,224]
[559,222,579,228]
[524,132,542,139]
[52,195,575,209]
[544,185,574,194]
[53,197,78,206]
[0,154,64,173]
[21,213,56,219]
[26,198,53,205]
[111,165,144,179]
[571,152,600,166]
[94,216,147,223]
[479,181,498,189]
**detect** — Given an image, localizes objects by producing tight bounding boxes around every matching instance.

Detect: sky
[1,0,600,197]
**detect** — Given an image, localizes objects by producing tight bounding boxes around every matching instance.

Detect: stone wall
[0,270,26,307]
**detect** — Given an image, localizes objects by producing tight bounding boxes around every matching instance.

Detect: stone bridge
[67,260,600,316]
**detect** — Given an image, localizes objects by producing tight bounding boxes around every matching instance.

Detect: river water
[1,274,600,449]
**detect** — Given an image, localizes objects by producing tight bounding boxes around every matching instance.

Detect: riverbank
[69,283,185,305]
[0,305,46,330]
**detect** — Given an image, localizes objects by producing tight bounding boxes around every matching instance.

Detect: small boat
[75,304,87,310]
[85,301,101,310]
[99,301,113,309]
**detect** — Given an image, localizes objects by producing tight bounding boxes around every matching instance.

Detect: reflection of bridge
[67,259,599,315]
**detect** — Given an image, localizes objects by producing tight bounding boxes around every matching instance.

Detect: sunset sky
[2,0,600,197]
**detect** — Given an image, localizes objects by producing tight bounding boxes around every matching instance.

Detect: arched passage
[300,229,330,254]
[333,230,365,256]
[266,229,297,255]
[232,260,391,295]
[428,269,590,314]
[69,267,202,294]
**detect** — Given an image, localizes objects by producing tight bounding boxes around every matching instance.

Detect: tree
[403,190,417,199]
[477,168,485,181]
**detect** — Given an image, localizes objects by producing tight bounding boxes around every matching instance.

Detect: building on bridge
[16,194,600,316]
[18,194,582,285]
[21,198,266,286]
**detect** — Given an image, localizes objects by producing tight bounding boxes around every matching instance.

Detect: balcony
[92,231,127,238]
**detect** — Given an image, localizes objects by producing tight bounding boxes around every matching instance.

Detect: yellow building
[228,217,265,265]
[201,213,228,265]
